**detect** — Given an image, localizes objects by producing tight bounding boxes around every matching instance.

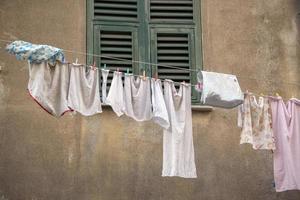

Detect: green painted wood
[86,0,94,65]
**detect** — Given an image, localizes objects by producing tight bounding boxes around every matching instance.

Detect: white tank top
[123,74,152,121]
[67,65,102,116]
[162,80,197,178]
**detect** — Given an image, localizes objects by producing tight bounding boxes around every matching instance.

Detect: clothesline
[0,38,300,88]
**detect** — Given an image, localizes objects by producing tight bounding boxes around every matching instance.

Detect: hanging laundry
[162,80,197,178]
[198,71,244,108]
[101,69,110,104]
[238,93,275,150]
[123,74,152,121]
[151,78,170,129]
[106,71,125,117]
[6,40,64,65]
[67,65,102,116]
[28,61,71,117]
[269,97,300,192]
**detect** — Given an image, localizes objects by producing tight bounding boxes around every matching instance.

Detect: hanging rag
[67,65,102,116]
[238,93,275,150]
[106,71,125,117]
[197,71,244,108]
[162,80,197,178]
[6,40,65,65]
[123,74,153,121]
[270,97,300,192]
[28,61,71,117]
[101,69,110,104]
[151,78,170,129]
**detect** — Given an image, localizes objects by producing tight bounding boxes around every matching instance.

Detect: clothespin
[117,67,120,73]
[143,70,146,81]
[92,61,96,70]
[75,58,78,64]
[276,92,280,97]
[104,64,107,69]
[155,71,158,80]
[126,68,129,75]
[260,92,264,97]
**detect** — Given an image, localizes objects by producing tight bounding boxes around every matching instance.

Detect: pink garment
[269,97,300,192]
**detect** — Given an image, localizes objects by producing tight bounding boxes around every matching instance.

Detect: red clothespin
[92,61,96,70]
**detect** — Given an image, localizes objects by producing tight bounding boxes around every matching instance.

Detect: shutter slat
[94,9,137,16]
[101,47,132,52]
[151,0,193,5]
[101,41,132,46]
[158,49,189,54]
[156,33,191,83]
[158,69,190,74]
[95,2,137,9]
[157,43,189,48]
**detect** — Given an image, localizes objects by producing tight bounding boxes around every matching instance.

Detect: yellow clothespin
[260,92,264,97]
[143,70,146,81]
[276,92,280,97]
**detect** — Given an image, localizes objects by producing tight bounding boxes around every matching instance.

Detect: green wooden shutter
[150,28,200,103]
[93,25,138,90]
[87,0,202,103]
[93,0,138,22]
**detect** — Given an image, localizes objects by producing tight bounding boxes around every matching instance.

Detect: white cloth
[101,69,110,104]
[200,71,244,108]
[162,80,197,178]
[123,74,152,121]
[67,65,102,116]
[106,71,125,117]
[151,78,170,129]
[28,61,71,117]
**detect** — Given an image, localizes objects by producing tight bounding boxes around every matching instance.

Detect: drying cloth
[123,74,152,121]
[28,61,71,117]
[151,78,170,129]
[6,40,64,65]
[270,97,300,192]
[67,65,102,116]
[106,71,125,117]
[162,80,197,178]
[238,93,275,150]
[198,71,244,108]
[101,69,110,104]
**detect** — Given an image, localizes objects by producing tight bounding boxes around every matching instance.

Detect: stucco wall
[0,0,300,200]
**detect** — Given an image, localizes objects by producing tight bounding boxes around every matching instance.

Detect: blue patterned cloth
[6,40,65,65]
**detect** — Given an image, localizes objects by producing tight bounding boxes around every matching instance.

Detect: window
[87,0,202,103]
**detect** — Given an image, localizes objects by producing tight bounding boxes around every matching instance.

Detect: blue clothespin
[126,68,129,75]
[104,64,106,69]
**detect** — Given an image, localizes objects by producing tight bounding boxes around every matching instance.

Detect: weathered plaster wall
[0,0,299,200]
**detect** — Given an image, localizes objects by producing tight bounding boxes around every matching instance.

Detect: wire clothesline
[0,38,300,89]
